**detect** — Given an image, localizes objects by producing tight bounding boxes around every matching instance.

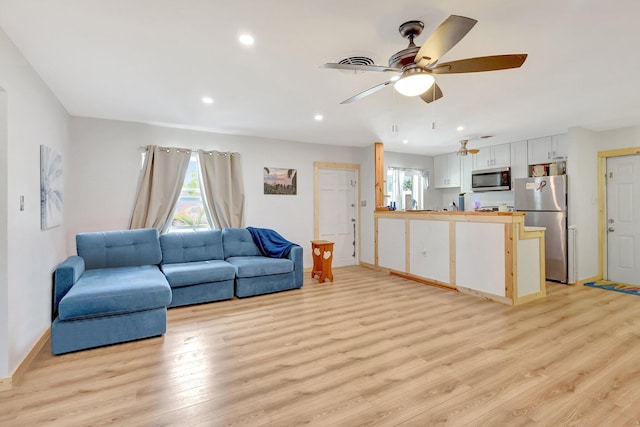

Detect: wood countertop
[375,209,525,216]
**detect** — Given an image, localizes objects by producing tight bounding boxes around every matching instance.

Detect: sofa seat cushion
[226,256,293,278]
[161,260,236,288]
[58,266,171,321]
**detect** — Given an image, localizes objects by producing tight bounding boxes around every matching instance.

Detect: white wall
[464,191,515,211]
[68,117,366,268]
[0,29,70,377]
[567,125,640,281]
[0,88,8,377]
[567,127,599,281]
[594,126,640,150]
[441,188,463,210]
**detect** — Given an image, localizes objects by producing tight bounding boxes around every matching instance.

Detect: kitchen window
[386,167,429,210]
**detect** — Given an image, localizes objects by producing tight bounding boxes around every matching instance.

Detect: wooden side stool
[311,240,334,283]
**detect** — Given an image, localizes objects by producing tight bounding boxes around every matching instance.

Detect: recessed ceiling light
[202,97,214,104]
[314,114,323,121]
[239,34,254,46]
[456,125,464,131]
[402,139,408,144]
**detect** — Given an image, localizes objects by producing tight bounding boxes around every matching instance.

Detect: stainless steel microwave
[471,167,511,192]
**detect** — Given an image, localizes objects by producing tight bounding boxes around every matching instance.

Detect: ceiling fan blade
[322,63,401,73]
[419,83,443,104]
[430,54,528,74]
[341,80,393,104]
[414,15,477,68]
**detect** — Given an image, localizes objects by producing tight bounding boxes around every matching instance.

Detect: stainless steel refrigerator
[514,175,568,283]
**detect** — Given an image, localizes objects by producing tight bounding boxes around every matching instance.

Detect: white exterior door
[318,168,358,267]
[607,155,640,285]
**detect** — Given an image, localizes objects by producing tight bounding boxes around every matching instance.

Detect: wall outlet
[360,200,367,207]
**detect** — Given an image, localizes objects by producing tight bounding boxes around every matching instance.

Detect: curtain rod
[137,146,239,155]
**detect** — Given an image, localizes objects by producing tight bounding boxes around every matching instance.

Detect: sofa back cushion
[222,228,262,258]
[76,228,162,270]
[159,230,224,264]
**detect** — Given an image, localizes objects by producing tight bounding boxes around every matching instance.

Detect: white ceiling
[1,0,639,155]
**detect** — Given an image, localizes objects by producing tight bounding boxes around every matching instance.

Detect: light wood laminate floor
[1,266,639,426]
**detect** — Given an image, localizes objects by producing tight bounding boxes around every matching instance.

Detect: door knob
[608,227,615,232]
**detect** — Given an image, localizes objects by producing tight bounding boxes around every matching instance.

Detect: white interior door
[318,168,358,267]
[607,155,640,285]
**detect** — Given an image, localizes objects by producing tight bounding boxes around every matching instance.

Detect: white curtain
[129,145,191,232]
[198,150,245,229]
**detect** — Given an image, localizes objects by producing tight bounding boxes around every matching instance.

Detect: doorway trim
[313,162,361,264]
[597,146,640,280]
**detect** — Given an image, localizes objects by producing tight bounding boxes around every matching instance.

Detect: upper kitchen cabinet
[528,134,568,165]
[434,153,461,188]
[510,140,528,188]
[472,143,511,170]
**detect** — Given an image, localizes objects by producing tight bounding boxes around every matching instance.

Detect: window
[386,167,429,210]
[168,154,212,232]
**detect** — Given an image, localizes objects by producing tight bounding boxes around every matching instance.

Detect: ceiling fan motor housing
[390,20,424,69]
[388,46,420,69]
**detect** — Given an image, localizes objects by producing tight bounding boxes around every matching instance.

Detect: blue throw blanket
[247,227,296,258]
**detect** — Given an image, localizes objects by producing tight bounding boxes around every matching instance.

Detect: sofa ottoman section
[160,231,235,307]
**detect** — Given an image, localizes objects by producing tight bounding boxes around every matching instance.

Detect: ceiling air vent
[338,56,375,67]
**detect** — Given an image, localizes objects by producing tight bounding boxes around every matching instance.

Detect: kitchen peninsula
[374,210,546,305]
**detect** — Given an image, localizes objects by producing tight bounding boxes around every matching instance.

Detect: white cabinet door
[492,143,511,168]
[409,220,450,283]
[551,133,568,160]
[510,140,528,187]
[528,136,553,165]
[472,144,510,170]
[434,153,460,188]
[447,153,461,187]
[473,149,493,170]
[433,154,448,188]
[377,218,406,272]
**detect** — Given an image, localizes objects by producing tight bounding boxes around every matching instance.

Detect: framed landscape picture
[264,167,297,195]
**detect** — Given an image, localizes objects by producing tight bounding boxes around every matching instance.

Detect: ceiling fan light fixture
[393,67,435,97]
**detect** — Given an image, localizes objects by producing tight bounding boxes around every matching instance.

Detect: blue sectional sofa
[52,227,303,354]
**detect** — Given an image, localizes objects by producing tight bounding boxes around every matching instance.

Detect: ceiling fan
[456,139,480,156]
[322,15,527,104]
